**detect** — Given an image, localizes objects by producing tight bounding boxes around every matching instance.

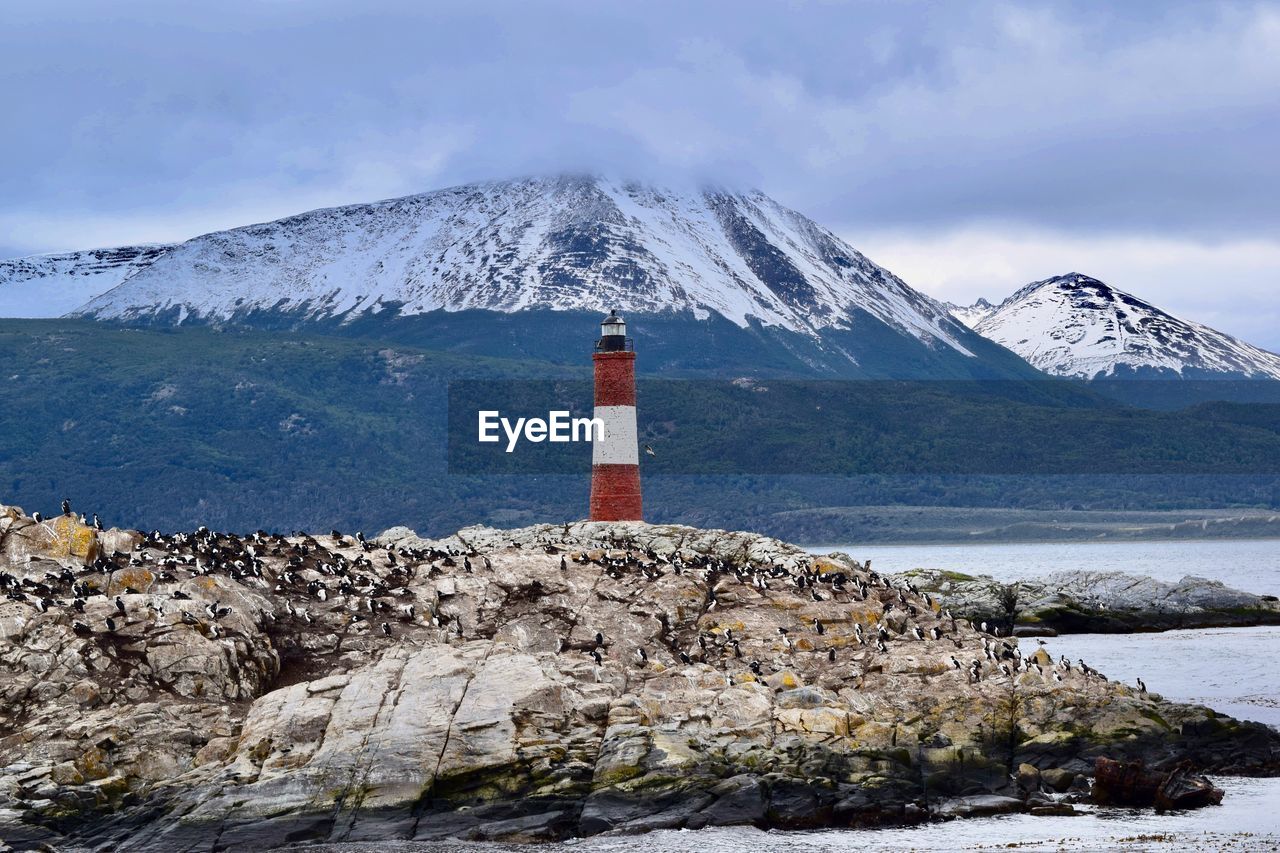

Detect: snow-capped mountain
[0,245,168,318]
[945,297,996,329]
[971,273,1280,381]
[8,176,960,340]
[1,175,1052,379]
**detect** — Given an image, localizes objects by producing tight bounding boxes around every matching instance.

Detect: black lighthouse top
[595,309,633,352]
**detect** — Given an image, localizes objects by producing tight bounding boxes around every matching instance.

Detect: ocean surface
[812,537,1280,596]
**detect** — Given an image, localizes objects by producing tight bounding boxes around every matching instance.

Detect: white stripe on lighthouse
[591,405,639,465]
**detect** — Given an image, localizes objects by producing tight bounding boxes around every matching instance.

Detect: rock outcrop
[1,505,1277,851]
[1092,757,1224,810]
[899,567,1280,634]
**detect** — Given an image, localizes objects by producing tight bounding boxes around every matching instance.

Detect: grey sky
[2,0,1278,347]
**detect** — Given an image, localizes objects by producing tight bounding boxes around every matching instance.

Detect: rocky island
[1,504,1277,851]
[898,567,1280,635]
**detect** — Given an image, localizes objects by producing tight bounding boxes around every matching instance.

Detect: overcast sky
[2,0,1278,348]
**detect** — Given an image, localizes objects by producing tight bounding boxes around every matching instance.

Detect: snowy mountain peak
[0,175,974,355]
[972,273,1280,380]
[945,297,997,329]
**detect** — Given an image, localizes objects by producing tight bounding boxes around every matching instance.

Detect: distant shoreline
[771,505,1280,547]
[805,534,1280,550]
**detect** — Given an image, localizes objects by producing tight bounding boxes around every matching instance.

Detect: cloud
[0,0,1277,335]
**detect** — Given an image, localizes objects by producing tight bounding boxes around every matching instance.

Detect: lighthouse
[590,310,643,521]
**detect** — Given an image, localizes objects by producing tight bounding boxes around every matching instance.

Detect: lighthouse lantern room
[589,310,643,521]
[596,310,630,351]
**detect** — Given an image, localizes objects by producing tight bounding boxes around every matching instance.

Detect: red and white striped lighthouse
[589,310,643,521]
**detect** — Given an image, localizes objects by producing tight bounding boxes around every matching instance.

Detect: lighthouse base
[589,463,643,521]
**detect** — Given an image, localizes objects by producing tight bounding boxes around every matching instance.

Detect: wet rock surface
[1092,757,1224,810]
[0,505,1277,851]
[900,567,1280,634]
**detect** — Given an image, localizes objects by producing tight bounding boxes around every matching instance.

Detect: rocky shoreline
[896,567,1280,635]
[1,505,1277,851]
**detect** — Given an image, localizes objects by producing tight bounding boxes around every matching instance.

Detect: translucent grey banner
[446,379,1280,475]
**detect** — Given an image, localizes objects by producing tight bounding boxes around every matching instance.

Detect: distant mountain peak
[945,296,997,329]
[972,272,1280,381]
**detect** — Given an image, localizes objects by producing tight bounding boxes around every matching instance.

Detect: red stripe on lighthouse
[590,350,642,521]
[593,354,637,406]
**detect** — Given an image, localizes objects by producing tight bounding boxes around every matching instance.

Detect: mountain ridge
[949,273,1280,382]
[59,175,966,345]
[2,174,1056,380]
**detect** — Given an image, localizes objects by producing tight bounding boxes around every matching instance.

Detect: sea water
[811,538,1280,596]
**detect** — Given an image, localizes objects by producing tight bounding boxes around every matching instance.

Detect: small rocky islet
[0,503,1276,851]
[902,567,1280,635]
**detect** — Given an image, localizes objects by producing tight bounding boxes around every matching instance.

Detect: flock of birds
[0,501,1144,699]
[549,533,1123,691]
